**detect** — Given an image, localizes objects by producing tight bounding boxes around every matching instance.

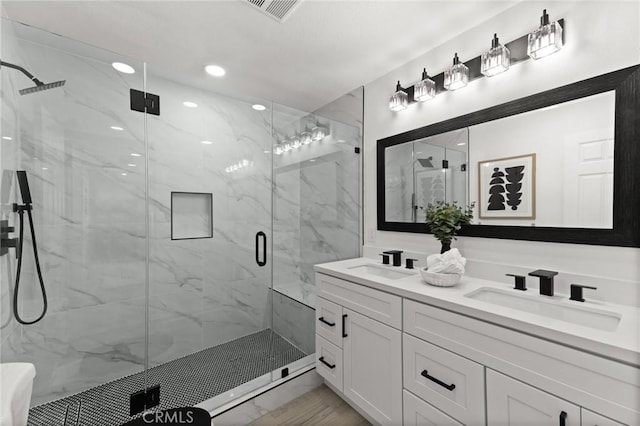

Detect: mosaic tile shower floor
[27,329,306,426]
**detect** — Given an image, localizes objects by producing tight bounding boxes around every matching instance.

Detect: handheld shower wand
[13,171,47,325]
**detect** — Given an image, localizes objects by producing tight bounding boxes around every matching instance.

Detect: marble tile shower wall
[0,30,148,405]
[144,74,274,367]
[272,118,361,308]
[0,21,22,371]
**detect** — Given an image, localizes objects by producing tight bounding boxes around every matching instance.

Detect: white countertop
[315,257,640,367]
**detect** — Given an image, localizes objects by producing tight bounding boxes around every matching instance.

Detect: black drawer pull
[319,356,335,369]
[421,370,456,391]
[342,314,348,338]
[318,317,335,327]
[559,411,567,426]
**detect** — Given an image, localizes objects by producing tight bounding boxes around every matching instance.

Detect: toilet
[0,363,36,426]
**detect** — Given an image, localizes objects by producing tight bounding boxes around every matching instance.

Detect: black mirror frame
[377,65,640,247]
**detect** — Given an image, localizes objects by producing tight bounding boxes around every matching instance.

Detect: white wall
[363,2,640,305]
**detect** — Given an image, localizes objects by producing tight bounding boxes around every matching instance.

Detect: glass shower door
[144,69,276,410]
[1,19,148,424]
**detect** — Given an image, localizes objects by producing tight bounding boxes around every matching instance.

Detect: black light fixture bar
[399,18,565,102]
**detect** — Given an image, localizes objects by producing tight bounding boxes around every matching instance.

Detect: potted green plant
[423,201,475,254]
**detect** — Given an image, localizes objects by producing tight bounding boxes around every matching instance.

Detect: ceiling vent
[243,0,302,23]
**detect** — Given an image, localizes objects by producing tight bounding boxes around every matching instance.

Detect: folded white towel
[426,248,466,274]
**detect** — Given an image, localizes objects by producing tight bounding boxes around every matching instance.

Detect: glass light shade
[283,143,292,152]
[444,53,469,91]
[301,130,312,145]
[414,69,436,102]
[527,10,563,60]
[291,134,302,148]
[482,34,510,77]
[389,89,409,111]
[311,125,326,141]
[274,145,283,155]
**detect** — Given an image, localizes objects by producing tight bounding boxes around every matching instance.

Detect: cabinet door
[487,369,580,426]
[581,409,624,426]
[343,308,402,425]
[403,390,464,426]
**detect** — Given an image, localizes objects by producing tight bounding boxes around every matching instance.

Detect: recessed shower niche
[171,192,213,240]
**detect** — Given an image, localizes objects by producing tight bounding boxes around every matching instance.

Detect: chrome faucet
[528,269,558,296]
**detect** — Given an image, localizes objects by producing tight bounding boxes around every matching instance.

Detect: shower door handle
[255,231,267,267]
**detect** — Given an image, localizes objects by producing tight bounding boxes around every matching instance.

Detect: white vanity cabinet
[315,273,403,425]
[314,271,638,426]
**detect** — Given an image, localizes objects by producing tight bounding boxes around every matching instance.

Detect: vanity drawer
[581,409,624,426]
[315,335,343,392]
[403,390,464,426]
[315,273,401,328]
[316,297,343,348]
[403,333,485,425]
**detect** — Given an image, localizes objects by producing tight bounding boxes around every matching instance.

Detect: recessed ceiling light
[2,136,12,140]
[111,126,124,131]
[131,153,142,157]
[127,163,136,167]
[183,101,198,108]
[309,159,316,162]
[252,104,266,111]
[112,62,135,74]
[121,173,128,176]
[42,167,48,170]
[205,65,226,77]
[457,142,466,146]
[263,150,270,154]
[201,141,213,145]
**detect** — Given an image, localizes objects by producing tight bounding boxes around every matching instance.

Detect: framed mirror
[377,65,640,247]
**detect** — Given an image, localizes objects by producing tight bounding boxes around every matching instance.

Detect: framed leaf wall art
[478,153,536,219]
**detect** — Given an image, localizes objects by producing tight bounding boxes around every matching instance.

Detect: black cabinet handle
[342,314,348,338]
[318,317,335,327]
[421,370,456,391]
[559,411,567,426]
[255,231,266,267]
[319,356,335,369]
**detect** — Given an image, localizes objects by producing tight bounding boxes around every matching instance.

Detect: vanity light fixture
[444,53,469,91]
[274,145,283,155]
[283,142,292,152]
[481,34,511,77]
[311,122,328,141]
[389,81,409,111]
[527,9,563,60]
[414,69,436,102]
[290,133,302,149]
[300,127,312,145]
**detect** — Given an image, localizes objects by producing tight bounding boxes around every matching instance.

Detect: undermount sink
[348,264,415,280]
[464,287,621,332]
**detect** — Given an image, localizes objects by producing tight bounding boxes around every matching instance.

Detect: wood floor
[250,385,370,426]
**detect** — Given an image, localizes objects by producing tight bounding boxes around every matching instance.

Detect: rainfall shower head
[19,80,66,95]
[1,60,65,96]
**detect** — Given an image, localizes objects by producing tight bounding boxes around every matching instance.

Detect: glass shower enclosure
[0,18,361,425]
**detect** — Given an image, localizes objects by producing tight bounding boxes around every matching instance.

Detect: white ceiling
[2,1,518,112]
